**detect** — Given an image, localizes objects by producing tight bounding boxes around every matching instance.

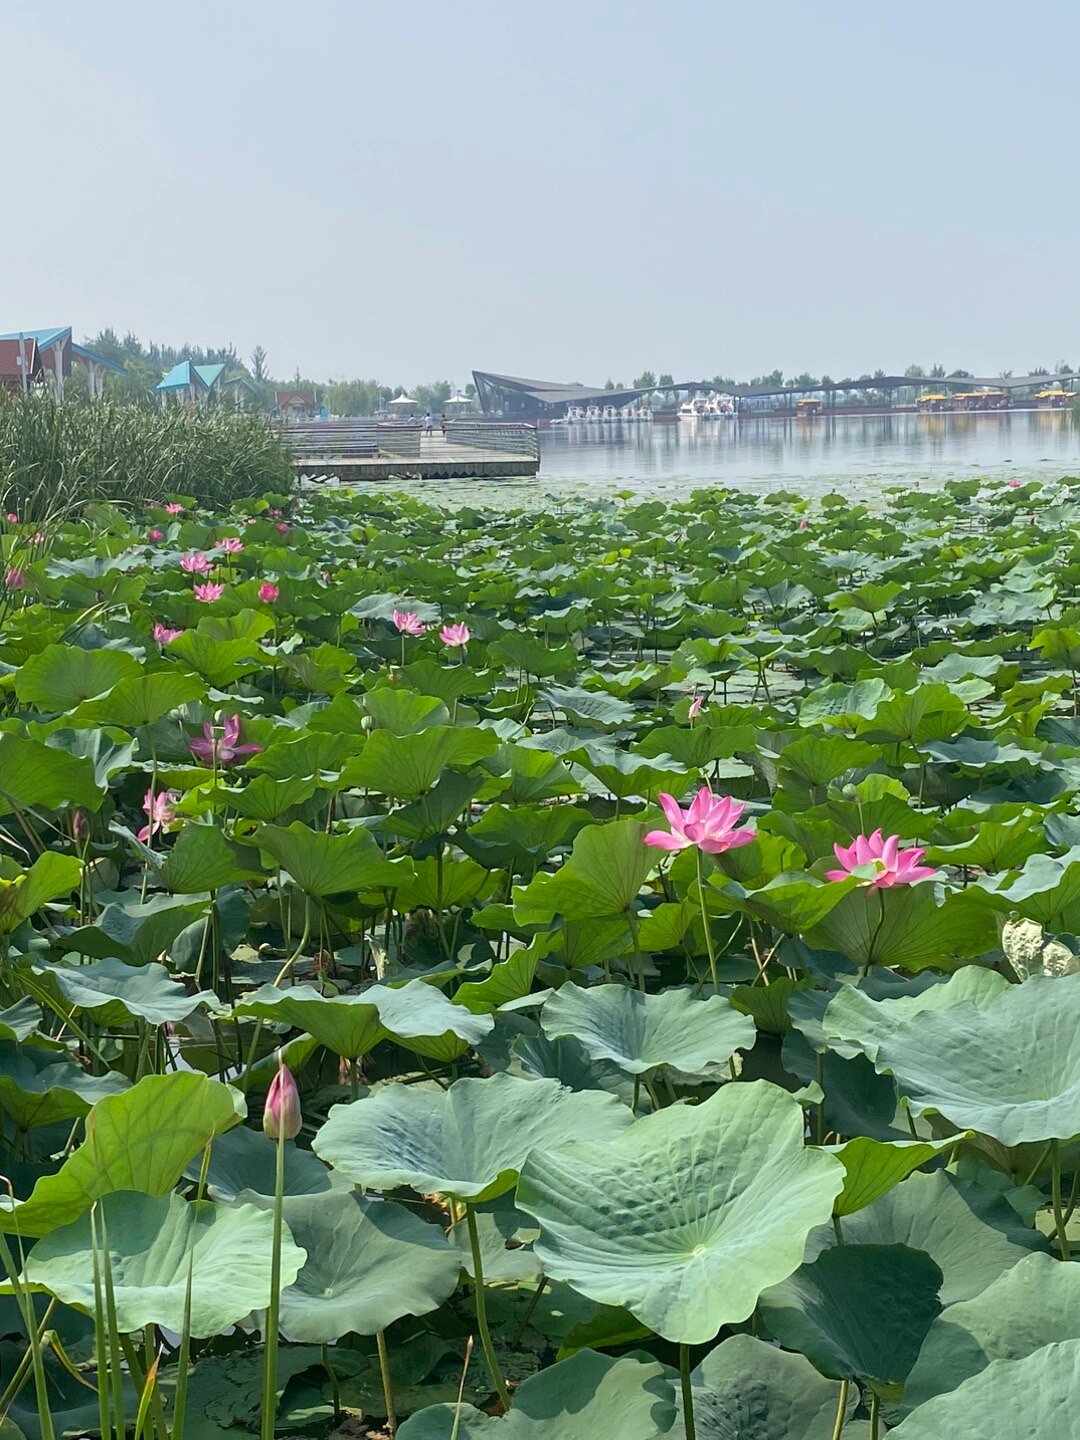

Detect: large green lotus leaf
[23,1191,304,1337]
[71,671,207,728]
[715,873,855,933]
[255,821,410,896]
[249,1190,461,1342]
[758,1244,942,1395]
[517,1081,844,1343]
[0,853,83,934]
[803,884,997,973]
[31,957,220,1026]
[159,822,264,893]
[459,802,594,870]
[248,731,360,781]
[15,644,141,709]
[195,1124,342,1201]
[38,726,136,791]
[513,818,656,923]
[571,745,691,802]
[391,855,497,912]
[541,685,637,731]
[224,773,319,821]
[397,1350,675,1440]
[363,688,450,733]
[540,984,754,1076]
[233,980,493,1059]
[0,998,43,1043]
[825,1170,1045,1304]
[380,770,486,842]
[508,1029,637,1105]
[823,967,1010,1063]
[797,679,889,728]
[659,1333,856,1440]
[974,845,1080,930]
[0,1040,128,1130]
[904,1250,1080,1417]
[830,1136,962,1216]
[889,1340,1080,1439]
[314,1072,634,1201]
[66,891,210,967]
[487,632,579,678]
[454,950,539,1014]
[853,684,970,744]
[342,726,499,797]
[873,972,1080,1144]
[0,1071,244,1236]
[479,743,582,803]
[167,631,264,686]
[0,736,103,816]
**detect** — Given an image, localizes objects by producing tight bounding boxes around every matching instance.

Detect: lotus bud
[72,810,90,845]
[263,1057,302,1141]
[841,784,858,801]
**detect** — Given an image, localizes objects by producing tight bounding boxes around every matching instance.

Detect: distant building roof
[0,338,42,389]
[194,363,225,389]
[0,328,127,381]
[275,388,317,408]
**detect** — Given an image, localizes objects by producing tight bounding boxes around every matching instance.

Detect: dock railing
[445,420,539,457]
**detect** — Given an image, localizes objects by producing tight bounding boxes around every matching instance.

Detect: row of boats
[556,395,736,425]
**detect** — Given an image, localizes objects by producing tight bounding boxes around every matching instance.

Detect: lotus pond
[0,477,1078,1440]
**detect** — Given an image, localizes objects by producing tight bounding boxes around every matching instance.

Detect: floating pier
[286,419,540,482]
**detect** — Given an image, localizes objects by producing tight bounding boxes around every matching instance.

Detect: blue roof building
[0,326,126,399]
[155,360,227,403]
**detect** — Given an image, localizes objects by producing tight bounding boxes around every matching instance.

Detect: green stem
[694,848,719,996]
[465,1204,510,1411]
[869,1392,881,1440]
[171,1250,195,1440]
[832,1215,844,1245]
[510,1276,548,1346]
[679,1343,696,1440]
[830,1379,849,1440]
[0,1226,55,1440]
[260,1128,286,1440]
[375,1329,397,1434]
[1051,1138,1072,1261]
[321,1344,341,1422]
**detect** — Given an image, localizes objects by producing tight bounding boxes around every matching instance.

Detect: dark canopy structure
[473,372,658,418]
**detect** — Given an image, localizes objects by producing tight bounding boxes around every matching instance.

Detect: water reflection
[536,410,1080,495]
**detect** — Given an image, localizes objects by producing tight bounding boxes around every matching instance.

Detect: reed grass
[0,395,292,518]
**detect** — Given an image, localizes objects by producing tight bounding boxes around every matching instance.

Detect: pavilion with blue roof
[155,361,226,403]
[0,326,126,399]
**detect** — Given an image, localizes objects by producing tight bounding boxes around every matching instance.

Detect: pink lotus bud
[263,1059,302,1140]
[4,567,25,591]
[148,529,164,542]
[258,582,280,603]
[72,810,90,844]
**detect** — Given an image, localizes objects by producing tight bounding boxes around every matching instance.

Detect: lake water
[526,409,1080,500]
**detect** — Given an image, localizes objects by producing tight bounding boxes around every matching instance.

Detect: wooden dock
[287,421,540,483]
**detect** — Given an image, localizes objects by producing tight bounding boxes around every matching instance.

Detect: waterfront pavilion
[0,326,127,399]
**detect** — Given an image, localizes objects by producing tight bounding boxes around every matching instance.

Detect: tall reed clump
[0,395,293,518]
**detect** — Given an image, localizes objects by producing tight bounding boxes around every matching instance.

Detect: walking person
[424,411,434,438]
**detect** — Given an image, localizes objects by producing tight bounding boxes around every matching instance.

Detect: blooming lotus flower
[164,502,185,515]
[258,581,280,603]
[180,552,212,574]
[393,609,425,636]
[137,788,177,843]
[645,787,756,854]
[153,623,184,644]
[194,582,224,602]
[440,622,470,647]
[275,522,290,534]
[4,567,25,591]
[263,1057,302,1140]
[1008,478,1021,490]
[188,714,261,765]
[825,830,936,888]
[219,537,244,554]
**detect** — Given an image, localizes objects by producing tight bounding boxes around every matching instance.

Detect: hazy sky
[5,2,1077,388]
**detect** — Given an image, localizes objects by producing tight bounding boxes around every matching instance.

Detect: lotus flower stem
[464,1204,511,1411]
[1051,1139,1072,1261]
[260,1124,287,1440]
[695,849,720,996]
[678,1343,696,1440]
[0,1224,55,1440]
[322,1344,342,1421]
[830,1379,849,1440]
[375,1329,397,1434]
[171,1250,195,1440]
[869,1392,881,1439]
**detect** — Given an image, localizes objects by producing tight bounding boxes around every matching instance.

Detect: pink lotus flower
[164,502,185,515]
[258,581,280,603]
[4,567,25,591]
[188,714,261,765]
[393,609,425,636]
[799,518,809,530]
[645,787,756,855]
[31,532,46,545]
[194,582,224,602]
[153,623,184,644]
[440,622,470,647]
[148,528,164,542]
[275,522,290,534]
[263,1055,302,1140]
[1008,478,1021,490]
[219,537,244,554]
[181,552,212,574]
[825,830,936,888]
[137,788,178,843]
[688,693,704,722]
[244,517,258,526]
[5,513,18,523]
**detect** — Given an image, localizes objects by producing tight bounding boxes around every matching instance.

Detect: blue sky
[4,2,1076,386]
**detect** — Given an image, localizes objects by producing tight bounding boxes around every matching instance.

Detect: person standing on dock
[440,413,448,436]
[423,411,434,437]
